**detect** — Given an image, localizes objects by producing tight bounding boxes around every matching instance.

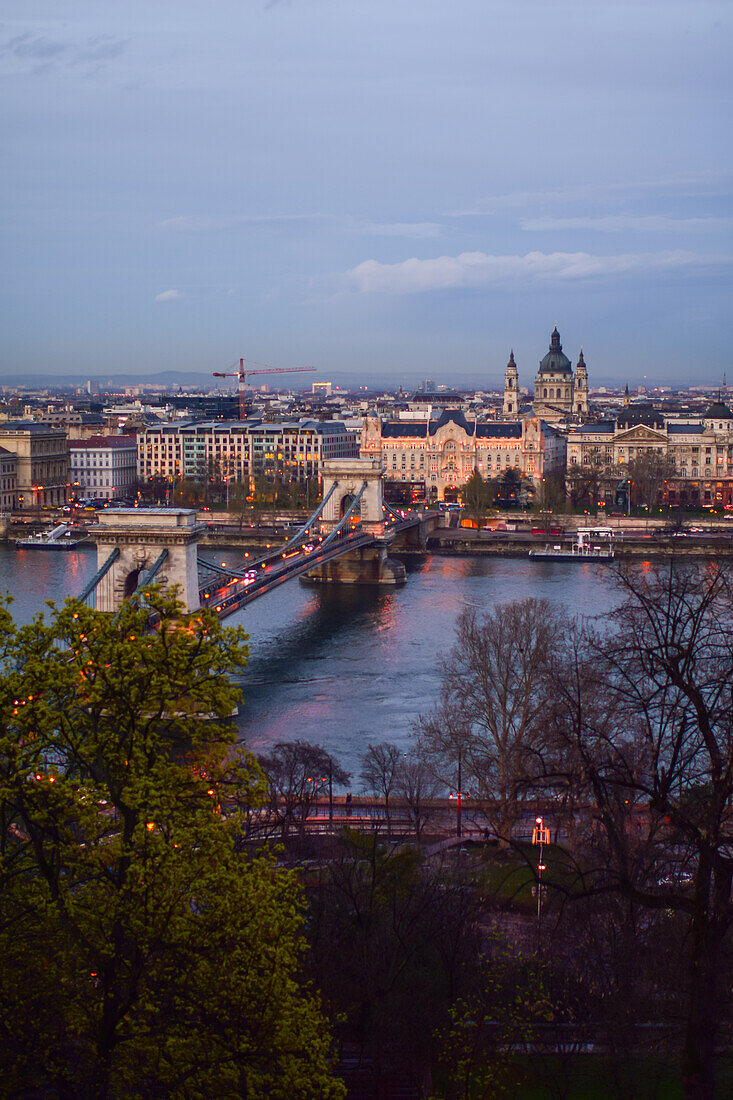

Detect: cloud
[344,250,729,294]
[449,172,733,216]
[1,32,127,73]
[159,213,441,238]
[154,289,182,302]
[521,215,733,233]
[356,221,442,239]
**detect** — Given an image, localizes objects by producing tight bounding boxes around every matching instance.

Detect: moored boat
[16,523,87,551]
[529,527,615,563]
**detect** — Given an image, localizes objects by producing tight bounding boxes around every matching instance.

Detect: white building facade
[69,436,138,500]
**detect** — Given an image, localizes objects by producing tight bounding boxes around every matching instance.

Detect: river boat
[528,527,615,563]
[16,523,87,551]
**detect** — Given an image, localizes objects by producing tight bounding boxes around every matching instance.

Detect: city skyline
[3,1,731,384]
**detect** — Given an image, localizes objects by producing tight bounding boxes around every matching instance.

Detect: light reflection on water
[0,545,623,775]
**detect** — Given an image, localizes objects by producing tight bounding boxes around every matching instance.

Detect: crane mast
[212,358,316,419]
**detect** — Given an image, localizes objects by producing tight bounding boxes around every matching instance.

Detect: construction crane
[212,359,317,419]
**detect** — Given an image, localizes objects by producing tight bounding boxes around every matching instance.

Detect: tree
[306,831,483,1095]
[415,599,561,839]
[626,449,677,510]
[566,461,610,513]
[395,755,442,841]
[496,467,522,508]
[460,469,494,529]
[546,563,733,1099]
[257,740,350,840]
[0,591,344,1099]
[359,742,404,837]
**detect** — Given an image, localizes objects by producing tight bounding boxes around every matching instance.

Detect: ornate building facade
[361,409,566,502]
[567,401,733,508]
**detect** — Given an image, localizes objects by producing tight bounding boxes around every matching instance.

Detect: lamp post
[532,814,550,926]
[448,748,464,838]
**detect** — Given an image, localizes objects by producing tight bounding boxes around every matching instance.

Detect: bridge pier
[303,541,406,587]
[91,508,205,612]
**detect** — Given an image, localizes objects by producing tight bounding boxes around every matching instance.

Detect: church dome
[538,326,572,375]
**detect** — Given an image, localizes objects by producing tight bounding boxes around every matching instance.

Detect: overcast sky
[2,0,731,388]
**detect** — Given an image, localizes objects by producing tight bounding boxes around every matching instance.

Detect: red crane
[213,359,317,419]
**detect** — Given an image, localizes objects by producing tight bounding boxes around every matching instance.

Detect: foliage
[0,591,344,1099]
[306,832,483,1093]
[460,470,495,528]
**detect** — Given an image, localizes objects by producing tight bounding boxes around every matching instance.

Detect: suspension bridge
[78,459,437,618]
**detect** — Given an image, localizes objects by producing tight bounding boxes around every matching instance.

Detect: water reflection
[1,544,624,771]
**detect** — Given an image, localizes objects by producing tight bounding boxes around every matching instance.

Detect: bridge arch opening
[340,493,361,519]
[123,569,142,598]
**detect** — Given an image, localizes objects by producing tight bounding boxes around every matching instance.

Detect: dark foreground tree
[0,591,344,1099]
[547,563,733,1100]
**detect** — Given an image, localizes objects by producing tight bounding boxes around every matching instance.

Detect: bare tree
[396,756,442,840]
[257,741,349,840]
[359,742,404,837]
[626,449,677,509]
[546,563,733,1100]
[415,599,561,839]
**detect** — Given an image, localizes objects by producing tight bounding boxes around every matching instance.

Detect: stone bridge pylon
[320,457,387,536]
[91,509,205,612]
[307,458,406,586]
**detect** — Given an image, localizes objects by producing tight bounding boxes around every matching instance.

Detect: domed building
[530,327,589,420]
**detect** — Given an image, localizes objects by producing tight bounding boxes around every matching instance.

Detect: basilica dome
[538,327,572,375]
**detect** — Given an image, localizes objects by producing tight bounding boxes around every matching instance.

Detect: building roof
[704,400,733,420]
[69,435,137,449]
[667,421,704,434]
[569,421,616,436]
[616,405,665,429]
[538,327,572,375]
[380,412,524,441]
[0,421,67,435]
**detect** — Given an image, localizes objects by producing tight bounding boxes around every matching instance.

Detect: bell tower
[574,348,589,417]
[503,349,519,418]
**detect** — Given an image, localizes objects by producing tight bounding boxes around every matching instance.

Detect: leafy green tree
[460,469,494,529]
[0,591,344,1100]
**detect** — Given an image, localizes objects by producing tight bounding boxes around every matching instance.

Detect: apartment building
[0,422,68,509]
[137,419,359,486]
[68,436,138,500]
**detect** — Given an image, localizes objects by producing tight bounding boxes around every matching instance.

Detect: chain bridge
[78,459,437,618]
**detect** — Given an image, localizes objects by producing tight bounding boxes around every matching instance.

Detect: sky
[2,0,732,389]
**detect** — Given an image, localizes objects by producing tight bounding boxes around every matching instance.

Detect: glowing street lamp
[532,815,550,926]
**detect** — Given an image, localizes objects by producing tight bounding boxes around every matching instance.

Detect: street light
[448,747,464,838]
[532,815,550,926]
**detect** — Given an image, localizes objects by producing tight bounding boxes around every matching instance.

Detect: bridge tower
[320,457,387,535]
[91,508,205,613]
[307,458,406,586]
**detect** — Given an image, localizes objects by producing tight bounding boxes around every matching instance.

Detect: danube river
[0,543,628,773]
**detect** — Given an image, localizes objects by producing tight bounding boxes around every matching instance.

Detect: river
[0,543,628,775]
